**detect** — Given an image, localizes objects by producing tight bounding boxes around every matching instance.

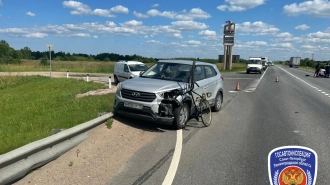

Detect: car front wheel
[212,92,222,112]
[173,103,189,129]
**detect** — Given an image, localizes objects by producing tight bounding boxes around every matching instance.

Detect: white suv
[113,61,148,84]
[113,60,224,129]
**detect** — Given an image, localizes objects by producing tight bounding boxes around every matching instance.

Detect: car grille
[121,88,156,102]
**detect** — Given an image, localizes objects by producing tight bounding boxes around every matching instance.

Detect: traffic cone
[276,76,279,82]
[235,81,240,91]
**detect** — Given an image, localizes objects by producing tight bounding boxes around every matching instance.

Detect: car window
[129,64,148,71]
[194,66,205,81]
[141,62,192,82]
[124,64,129,72]
[204,66,216,78]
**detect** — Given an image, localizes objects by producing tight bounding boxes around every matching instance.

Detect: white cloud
[283,0,330,17]
[62,1,91,15]
[237,21,280,35]
[295,24,310,30]
[146,8,210,20]
[269,43,294,48]
[62,1,129,17]
[301,45,314,49]
[217,0,266,12]
[26,11,36,17]
[199,30,216,36]
[110,5,129,14]
[246,41,268,46]
[165,33,183,39]
[175,8,211,20]
[133,11,149,18]
[274,32,292,38]
[307,31,330,39]
[171,21,208,31]
[0,0,3,6]
[120,20,143,27]
[23,32,48,38]
[93,35,98,38]
[147,9,177,19]
[92,9,115,17]
[72,33,90,37]
[151,4,159,8]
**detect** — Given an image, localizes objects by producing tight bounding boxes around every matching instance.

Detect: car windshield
[141,62,192,82]
[129,64,148,71]
[247,60,261,64]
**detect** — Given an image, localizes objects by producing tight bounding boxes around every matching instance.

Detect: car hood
[131,71,141,77]
[120,77,186,92]
[248,64,262,68]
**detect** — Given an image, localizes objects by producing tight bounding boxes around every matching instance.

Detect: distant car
[113,60,224,129]
[247,58,263,74]
[267,61,273,66]
[262,60,267,70]
[113,61,148,84]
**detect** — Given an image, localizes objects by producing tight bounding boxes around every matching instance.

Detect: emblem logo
[268,146,318,185]
[132,92,140,97]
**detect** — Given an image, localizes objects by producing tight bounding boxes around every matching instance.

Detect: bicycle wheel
[199,99,212,127]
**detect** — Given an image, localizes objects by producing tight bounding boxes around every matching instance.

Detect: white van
[113,61,148,84]
[247,57,263,74]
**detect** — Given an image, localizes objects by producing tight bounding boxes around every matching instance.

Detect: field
[0,75,115,155]
[0,60,247,73]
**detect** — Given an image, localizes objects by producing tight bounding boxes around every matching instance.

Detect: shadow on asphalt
[112,114,206,133]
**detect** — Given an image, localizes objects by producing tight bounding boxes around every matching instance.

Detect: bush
[40,56,49,66]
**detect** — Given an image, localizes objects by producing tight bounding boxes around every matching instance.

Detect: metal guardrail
[0,113,113,185]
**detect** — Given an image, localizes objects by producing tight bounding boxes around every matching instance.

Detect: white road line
[277,66,329,98]
[162,129,182,185]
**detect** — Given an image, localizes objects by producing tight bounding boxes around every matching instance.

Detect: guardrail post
[87,74,89,82]
[67,71,69,78]
[109,76,112,89]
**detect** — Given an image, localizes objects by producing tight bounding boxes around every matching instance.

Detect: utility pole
[45,44,54,79]
[312,53,314,61]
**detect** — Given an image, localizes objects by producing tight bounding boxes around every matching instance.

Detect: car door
[203,65,219,105]
[116,63,125,82]
[192,65,208,104]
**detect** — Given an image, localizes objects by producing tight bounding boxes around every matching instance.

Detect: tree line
[0,40,162,65]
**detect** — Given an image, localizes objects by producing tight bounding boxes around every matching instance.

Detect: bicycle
[174,61,212,128]
[189,89,212,127]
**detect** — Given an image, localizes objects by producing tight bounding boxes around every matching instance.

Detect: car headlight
[116,82,122,96]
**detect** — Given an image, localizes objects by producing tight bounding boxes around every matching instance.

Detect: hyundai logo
[132,92,140,97]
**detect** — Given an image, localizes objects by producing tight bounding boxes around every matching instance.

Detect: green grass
[0,60,247,74]
[0,60,117,73]
[0,75,114,155]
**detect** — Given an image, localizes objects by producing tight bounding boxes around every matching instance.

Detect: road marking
[162,129,182,185]
[277,66,330,98]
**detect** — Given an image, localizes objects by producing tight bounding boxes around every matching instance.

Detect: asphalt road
[108,65,330,185]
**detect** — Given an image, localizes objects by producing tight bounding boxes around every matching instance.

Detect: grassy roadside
[0,75,114,155]
[0,60,246,73]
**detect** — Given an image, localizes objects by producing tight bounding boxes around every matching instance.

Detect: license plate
[124,102,143,110]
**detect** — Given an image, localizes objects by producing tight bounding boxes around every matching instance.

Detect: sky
[0,0,330,61]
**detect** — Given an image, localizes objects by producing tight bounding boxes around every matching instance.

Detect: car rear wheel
[173,103,189,130]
